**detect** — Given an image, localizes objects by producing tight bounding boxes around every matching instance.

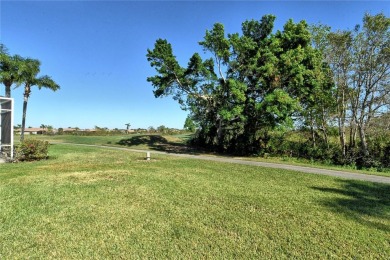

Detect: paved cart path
[57,143,390,184]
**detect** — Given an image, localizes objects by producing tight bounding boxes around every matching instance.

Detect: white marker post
[146,152,151,161]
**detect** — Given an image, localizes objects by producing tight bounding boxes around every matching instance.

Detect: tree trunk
[216,116,224,150]
[338,118,346,158]
[358,123,369,156]
[310,125,316,148]
[20,88,30,142]
[349,120,357,148]
[5,82,11,98]
[321,127,329,148]
[337,82,348,158]
[309,112,316,148]
[321,107,329,148]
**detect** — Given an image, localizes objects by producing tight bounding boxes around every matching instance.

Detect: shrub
[15,139,50,162]
[381,142,390,168]
[369,140,390,170]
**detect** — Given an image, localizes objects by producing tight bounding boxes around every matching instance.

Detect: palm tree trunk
[20,86,30,142]
[5,82,11,98]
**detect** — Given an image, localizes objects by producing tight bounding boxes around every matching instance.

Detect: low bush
[15,139,50,162]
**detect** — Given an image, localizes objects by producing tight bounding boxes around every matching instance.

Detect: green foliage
[147,15,334,155]
[381,142,390,168]
[199,23,230,64]
[265,129,341,162]
[157,125,167,134]
[310,12,390,162]
[0,46,24,97]
[15,139,49,162]
[184,116,196,132]
[262,127,390,172]
[364,140,390,170]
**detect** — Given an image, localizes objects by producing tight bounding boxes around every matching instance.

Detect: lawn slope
[0,144,389,258]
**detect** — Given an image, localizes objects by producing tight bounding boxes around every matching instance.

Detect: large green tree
[19,58,60,142]
[147,15,334,155]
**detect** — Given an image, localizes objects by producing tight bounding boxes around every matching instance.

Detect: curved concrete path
[58,143,390,184]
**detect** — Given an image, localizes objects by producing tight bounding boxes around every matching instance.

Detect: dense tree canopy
[147,15,334,155]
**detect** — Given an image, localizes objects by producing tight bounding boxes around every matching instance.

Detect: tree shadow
[311,180,390,231]
[116,135,201,155]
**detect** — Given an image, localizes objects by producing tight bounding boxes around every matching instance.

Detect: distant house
[15,128,45,135]
[84,129,97,133]
[62,128,78,133]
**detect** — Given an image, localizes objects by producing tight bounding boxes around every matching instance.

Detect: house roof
[22,128,45,132]
[62,128,77,132]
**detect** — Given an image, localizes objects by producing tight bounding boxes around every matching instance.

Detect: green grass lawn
[22,134,190,151]
[1,144,389,258]
[21,134,390,177]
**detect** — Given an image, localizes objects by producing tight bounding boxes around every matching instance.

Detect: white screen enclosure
[0,97,14,161]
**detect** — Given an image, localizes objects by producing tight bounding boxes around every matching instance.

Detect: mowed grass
[22,134,190,152]
[1,144,389,258]
[22,133,190,145]
[22,134,390,177]
[22,134,137,146]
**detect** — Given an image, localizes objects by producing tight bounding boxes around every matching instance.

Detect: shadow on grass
[117,135,201,155]
[312,180,390,231]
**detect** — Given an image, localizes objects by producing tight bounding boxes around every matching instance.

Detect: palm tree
[0,47,23,97]
[125,123,131,134]
[40,124,47,133]
[0,44,7,53]
[20,58,60,142]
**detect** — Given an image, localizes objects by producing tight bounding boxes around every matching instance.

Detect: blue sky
[1,1,389,130]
